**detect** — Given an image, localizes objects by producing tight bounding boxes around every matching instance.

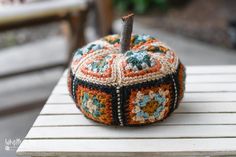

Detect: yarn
[68,34,186,126]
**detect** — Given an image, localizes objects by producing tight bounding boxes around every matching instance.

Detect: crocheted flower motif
[81,92,103,118]
[86,55,112,73]
[76,85,113,125]
[124,50,156,72]
[74,43,103,60]
[132,34,155,45]
[131,89,169,123]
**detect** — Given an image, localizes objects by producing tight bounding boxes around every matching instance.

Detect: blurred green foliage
[113,0,191,14]
[113,0,169,14]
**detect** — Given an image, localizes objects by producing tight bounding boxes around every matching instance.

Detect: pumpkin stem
[120,13,134,54]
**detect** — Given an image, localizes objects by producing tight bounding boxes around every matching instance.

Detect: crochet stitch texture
[68,34,186,126]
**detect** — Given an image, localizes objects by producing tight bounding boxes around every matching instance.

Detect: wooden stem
[120,13,134,53]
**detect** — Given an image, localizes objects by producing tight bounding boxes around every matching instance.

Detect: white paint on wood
[33,115,96,126]
[183,92,236,102]
[40,104,81,115]
[16,138,236,156]
[16,66,236,156]
[187,74,236,83]
[187,65,236,74]
[33,114,236,126]
[26,125,236,139]
[186,83,236,92]
[46,95,74,104]
[176,102,236,113]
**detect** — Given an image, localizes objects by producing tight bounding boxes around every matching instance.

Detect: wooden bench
[0,0,88,77]
[16,65,236,156]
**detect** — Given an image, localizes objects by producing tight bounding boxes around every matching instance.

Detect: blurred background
[0,0,236,156]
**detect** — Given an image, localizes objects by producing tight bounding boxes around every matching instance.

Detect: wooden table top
[17,65,236,157]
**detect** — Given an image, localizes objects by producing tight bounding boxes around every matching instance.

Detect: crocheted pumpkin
[68,14,186,126]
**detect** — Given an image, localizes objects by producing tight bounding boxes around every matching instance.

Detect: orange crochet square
[127,84,172,125]
[76,85,113,125]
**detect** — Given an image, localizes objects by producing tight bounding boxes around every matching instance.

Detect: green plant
[113,0,169,14]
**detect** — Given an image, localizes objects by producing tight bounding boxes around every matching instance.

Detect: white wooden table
[17,65,236,157]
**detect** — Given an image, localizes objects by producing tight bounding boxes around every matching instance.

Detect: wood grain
[16,66,236,156]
